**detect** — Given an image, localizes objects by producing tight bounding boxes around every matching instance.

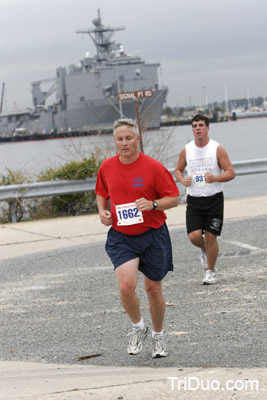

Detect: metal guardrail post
[9,200,17,223]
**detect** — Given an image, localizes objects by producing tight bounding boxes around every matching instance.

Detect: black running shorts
[186,192,224,236]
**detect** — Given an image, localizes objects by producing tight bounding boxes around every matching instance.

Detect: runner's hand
[99,210,113,226]
[135,198,153,211]
[205,172,215,183]
[183,176,192,187]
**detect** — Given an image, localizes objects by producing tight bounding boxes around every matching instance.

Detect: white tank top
[185,139,223,197]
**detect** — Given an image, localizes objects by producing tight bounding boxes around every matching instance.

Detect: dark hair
[191,114,209,127]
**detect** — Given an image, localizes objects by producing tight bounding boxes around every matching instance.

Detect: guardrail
[168,158,267,177]
[227,158,267,175]
[1,158,267,223]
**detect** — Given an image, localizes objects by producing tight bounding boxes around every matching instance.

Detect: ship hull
[0,88,167,136]
[231,111,267,120]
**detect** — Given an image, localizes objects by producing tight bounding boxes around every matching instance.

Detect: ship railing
[1,158,267,223]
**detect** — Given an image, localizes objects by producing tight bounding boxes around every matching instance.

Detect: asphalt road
[0,215,266,369]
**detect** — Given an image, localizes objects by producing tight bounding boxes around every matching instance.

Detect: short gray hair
[113,118,139,137]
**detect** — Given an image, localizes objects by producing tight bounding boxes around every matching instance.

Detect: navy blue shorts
[105,223,173,282]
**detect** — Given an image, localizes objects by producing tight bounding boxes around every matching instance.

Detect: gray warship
[0,9,168,139]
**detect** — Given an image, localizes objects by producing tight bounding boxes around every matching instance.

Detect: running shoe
[152,334,167,358]
[200,249,207,269]
[127,326,148,355]
[202,269,216,285]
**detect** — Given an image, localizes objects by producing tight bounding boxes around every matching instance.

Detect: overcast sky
[1,0,267,111]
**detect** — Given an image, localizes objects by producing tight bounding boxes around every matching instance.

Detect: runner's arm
[205,145,236,183]
[174,147,192,187]
[135,196,179,211]
[96,194,113,226]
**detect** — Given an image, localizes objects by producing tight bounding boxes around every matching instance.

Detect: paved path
[0,196,267,399]
[1,195,267,259]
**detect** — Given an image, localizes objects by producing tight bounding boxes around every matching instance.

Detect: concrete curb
[1,361,266,399]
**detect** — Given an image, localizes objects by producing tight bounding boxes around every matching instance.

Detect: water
[0,118,266,199]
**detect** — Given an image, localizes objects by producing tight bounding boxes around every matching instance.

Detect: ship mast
[76,9,125,61]
[0,83,5,113]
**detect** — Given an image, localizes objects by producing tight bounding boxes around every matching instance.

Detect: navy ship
[0,9,168,139]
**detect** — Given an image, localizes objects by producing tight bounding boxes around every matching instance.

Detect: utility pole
[118,89,154,154]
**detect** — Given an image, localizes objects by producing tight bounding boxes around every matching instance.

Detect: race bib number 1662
[115,202,144,226]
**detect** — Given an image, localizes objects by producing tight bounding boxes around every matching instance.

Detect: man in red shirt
[95,118,179,358]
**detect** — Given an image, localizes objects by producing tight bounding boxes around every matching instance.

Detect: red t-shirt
[95,153,179,235]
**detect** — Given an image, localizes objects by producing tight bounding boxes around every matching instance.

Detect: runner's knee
[205,231,217,244]
[145,281,162,299]
[188,231,201,244]
[119,280,136,297]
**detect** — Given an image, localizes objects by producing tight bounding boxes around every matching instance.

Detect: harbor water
[0,118,266,200]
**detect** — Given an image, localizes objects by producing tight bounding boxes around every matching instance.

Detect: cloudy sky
[1,0,267,111]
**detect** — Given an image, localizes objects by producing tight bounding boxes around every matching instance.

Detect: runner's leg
[115,258,141,323]
[144,277,165,332]
[205,231,218,271]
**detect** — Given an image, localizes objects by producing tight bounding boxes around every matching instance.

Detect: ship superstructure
[0,9,168,137]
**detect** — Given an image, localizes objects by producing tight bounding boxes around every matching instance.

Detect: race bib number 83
[193,173,206,186]
[115,202,144,226]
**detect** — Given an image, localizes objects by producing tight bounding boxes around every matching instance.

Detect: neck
[119,151,140,165]
[195,137,210,148]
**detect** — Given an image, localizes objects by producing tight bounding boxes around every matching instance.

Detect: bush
[0,167,31,222]
[38,155,100,181]
[0,155,102,222]
[35,155,102,217]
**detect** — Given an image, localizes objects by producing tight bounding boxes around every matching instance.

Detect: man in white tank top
[174,114,235,284]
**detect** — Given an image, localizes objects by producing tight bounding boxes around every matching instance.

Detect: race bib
[193,173,206,186]
[115,202,144,226]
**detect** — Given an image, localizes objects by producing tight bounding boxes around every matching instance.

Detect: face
[192,120,209,142]
[114,124,140,162]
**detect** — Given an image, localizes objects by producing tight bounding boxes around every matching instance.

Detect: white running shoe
[202,269,216,285]
[201,249,207,269]
[127,326,148,355]
[152,334,167,358]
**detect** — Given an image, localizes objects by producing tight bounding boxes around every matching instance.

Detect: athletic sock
[132,318,145,330]
[152,330,163,338]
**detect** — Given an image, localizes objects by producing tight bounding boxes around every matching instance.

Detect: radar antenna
[76,9,125,61]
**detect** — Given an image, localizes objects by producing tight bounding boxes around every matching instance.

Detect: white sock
[132,318,144,330]
[152,330,163,338]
